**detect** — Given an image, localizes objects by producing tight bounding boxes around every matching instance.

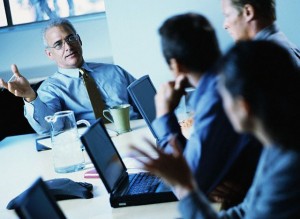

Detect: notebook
[80,118,177,208]
[127,75,159,142]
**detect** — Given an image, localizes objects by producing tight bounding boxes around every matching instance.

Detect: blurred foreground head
[216,40,300,150]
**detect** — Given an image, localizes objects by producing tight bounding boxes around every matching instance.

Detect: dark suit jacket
[179,146,300,218]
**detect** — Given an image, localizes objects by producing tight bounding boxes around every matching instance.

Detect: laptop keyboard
[127,172,161,195]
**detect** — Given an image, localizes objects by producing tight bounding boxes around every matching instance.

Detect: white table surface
[0,119,180,219]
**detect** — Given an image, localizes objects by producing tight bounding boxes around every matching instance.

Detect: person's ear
[236,97,252,119]
[243,4,255,22]
[78,34,82,46]
[44,48,54,60]
[236,96,257,131]
[169,58,188,75]
[169,58,179,73]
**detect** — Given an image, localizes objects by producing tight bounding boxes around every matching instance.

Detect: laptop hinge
[112,172,128,195]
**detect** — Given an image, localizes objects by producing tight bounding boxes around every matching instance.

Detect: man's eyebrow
[53,34,74,45]
[53,39,62,45]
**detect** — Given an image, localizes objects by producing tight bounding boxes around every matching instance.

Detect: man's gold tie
[79,68,107,122]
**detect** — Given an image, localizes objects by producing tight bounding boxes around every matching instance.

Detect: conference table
[0,119,181,219]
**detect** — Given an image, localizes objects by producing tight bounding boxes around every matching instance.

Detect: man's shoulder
[86,62,118,70]
[259,147,300,186]
[86,62,134,79]
[263,28,298,50]
[193,72,220,101]
[43,72,65,82]
[86,62,111,66]
[38,71,70,90]
[87,62,128,73]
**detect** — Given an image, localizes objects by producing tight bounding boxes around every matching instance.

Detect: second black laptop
[80,118,177,208]
[127,75,159,142]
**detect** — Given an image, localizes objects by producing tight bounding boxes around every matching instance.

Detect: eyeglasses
[47,34,80,50]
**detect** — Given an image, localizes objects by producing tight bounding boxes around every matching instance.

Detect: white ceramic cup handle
[76,119,90,127]
[103,110,114,123]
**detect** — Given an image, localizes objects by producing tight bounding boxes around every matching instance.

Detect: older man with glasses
[0,18,140,134]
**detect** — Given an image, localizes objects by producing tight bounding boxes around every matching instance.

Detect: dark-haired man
[132,40,300,219]
[152,13,262,207]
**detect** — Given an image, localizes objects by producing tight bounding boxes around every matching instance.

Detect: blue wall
[105,0,300,88]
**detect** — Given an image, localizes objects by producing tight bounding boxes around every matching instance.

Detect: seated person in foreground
[152,13,262,206]
[0,18,140,135]
[132,41,300,218]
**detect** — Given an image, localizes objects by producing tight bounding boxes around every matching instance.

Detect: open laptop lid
[14,177,66,219]
[80,119,128,194]
[127,75,159,140]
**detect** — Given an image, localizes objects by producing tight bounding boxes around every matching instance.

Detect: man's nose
[64,40,72,50]
[223,20,229,30]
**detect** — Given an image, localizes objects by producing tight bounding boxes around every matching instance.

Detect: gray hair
[42,18,77,47]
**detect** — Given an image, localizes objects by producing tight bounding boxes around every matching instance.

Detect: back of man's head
[230,0,276,21]
[159,13,221,73]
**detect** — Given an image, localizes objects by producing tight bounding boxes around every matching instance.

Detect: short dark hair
[217,40,300,150]
[230,0,276,20]
[159,13,221,73]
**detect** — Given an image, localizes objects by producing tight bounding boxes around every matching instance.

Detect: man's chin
[234,37,245,42]
[65,57,83,65]
[226,32,237,41]
[61,61,83,69]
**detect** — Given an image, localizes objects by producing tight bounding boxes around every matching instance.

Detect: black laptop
[80,118,177,208]
[13,177,66,219]
[127,75,159,142]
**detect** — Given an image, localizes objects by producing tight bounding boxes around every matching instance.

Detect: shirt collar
[189,72,218,108]
[57,62,94,78]
[254,23,278,40]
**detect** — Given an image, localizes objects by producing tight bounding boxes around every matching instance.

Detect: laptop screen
[15,178,66,219]
[81,119,126,193]
[127,75,158,140]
